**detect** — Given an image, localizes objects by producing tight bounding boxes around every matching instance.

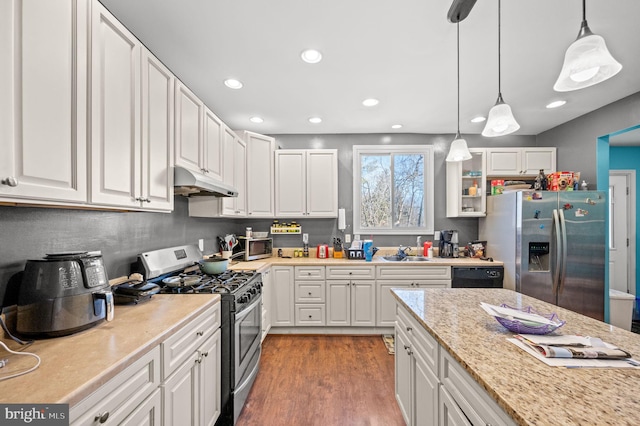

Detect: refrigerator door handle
[552,209,562,297]
[558,208,568,295]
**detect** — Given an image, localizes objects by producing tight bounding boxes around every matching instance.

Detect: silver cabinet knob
[1,177,18,187]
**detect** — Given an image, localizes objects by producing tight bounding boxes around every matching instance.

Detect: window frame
[352,145,434,236]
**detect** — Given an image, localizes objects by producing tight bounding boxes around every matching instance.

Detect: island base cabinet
[439,386,471,426]
[395,307,439,426]
[440,346,515,426]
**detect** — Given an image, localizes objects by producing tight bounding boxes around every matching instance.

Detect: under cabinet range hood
[173,166,238,197]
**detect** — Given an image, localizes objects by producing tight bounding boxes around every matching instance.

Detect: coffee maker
[438,230,459,258]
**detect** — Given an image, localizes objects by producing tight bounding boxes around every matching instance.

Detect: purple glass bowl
[494,304,565,335]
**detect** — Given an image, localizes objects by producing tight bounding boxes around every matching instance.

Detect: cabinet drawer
[397,305,438,374]
[440,350,515,426]
[295,281,325,303]
[377,265,451,280]
[162,303,220,379]
[326,265,375,279]
[295,266,325,280]
[70,346,161,425]
[295,304,326,326]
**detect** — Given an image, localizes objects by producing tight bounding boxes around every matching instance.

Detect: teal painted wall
[609,145,640,297]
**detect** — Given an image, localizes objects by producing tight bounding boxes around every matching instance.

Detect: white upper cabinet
[220,128,246,216]
[241,131,276,217]
[275,149,338,218]
[174,81,203,174]
[1,0,88,204]
[90,2,173,211]
[140,49,174,211]
[90,1,141,208]
[446,148,486,217]
[204,108,224,182]
[486,147,556,176]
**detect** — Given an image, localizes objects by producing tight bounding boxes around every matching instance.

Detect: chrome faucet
[397,245,410,259]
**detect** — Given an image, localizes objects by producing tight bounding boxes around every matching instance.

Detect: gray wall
[537,91,640,186]
[0,197,242,306]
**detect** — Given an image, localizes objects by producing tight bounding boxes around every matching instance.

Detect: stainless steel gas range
[134,245,262,425]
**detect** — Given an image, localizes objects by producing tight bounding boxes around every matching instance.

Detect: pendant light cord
[497,0,502,96]
[582,0,586,21]
[456,22,460,134]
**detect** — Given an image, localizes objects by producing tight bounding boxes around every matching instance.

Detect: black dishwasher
[452,266,504,288]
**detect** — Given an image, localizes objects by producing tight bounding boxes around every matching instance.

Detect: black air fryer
[17,252,114,337]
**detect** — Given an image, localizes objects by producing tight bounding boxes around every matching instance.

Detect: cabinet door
[306,150,338,217]
[275,150,306,217]
[220,126,236,215]
[175,82,203,173]
[120,388,162,426]
[163,354,198,426]
[439,386,472,426]
[141,48,174,211]
[200,330,221,426]
[234,136,247,216]
[414,349,439,426]
[377,282,412,327]
[1,0,88,203]
[395,327,412,425]
[486,148,521,176]
[521,148,556,175]
[244,131,276,217]
[261,268,272,340]
[203,107,223,181]
[90,1,141,207]
[271,266,294,326]
[326,280,350,326]
[351,280,375,326]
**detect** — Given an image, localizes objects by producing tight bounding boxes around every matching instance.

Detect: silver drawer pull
[196,331,204,337]
[95,412,110,423]
[1,177,18,187]
[406,326,412,332]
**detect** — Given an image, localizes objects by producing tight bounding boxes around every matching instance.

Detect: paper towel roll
[338,208,346,230]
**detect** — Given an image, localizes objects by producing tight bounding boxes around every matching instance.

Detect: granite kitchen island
[392,288,640,426]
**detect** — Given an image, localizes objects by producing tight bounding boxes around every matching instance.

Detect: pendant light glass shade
[482,94,520,137]
[446,132,472,162]
[446,23,472,162]
[481,0,519,138]
[553,21,622,92]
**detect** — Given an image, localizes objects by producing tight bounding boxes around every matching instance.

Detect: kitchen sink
[380,255,431,262]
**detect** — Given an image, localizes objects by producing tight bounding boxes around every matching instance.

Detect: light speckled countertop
[0,294,219,406]
[392,288,640,426]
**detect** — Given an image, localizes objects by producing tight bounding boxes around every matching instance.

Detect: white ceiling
[100,0,640,137]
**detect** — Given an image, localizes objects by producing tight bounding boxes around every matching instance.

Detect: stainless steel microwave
[238,237,273,261]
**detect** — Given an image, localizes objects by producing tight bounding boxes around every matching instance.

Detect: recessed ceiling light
[308,117,322,124]
[301,49,322,64]
[224,78,243,89]
[391,124,403,129]
[471,116,486,123]
[362,98,379,107]
[249,116,264,123]
[546,100,567,109]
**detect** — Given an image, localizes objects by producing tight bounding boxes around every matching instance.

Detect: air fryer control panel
[82,257,108,288]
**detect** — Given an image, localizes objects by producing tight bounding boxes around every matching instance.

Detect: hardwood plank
[237,335,404,426]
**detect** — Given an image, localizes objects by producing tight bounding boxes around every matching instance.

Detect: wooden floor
[236,335,405,426]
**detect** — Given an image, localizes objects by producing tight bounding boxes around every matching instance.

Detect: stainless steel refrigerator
[479,190,606,320]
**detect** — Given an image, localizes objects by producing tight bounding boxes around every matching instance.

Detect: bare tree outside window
[354,146,433,235]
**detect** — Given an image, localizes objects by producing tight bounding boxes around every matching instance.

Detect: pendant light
[446,22,472,162]
[554,0,622,92]
[482,0,520,138]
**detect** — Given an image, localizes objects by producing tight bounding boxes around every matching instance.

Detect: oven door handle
[236,294,262,321]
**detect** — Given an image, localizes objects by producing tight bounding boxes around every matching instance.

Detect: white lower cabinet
[261,267,272,341]
[271,266,295,326]
[70,347,161,425]
[326,266,376,326]
[163,329,221,426]
[377,266,451,327]
[395,304,439,426]
[295,266,326,326]
[396,303,515,426]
